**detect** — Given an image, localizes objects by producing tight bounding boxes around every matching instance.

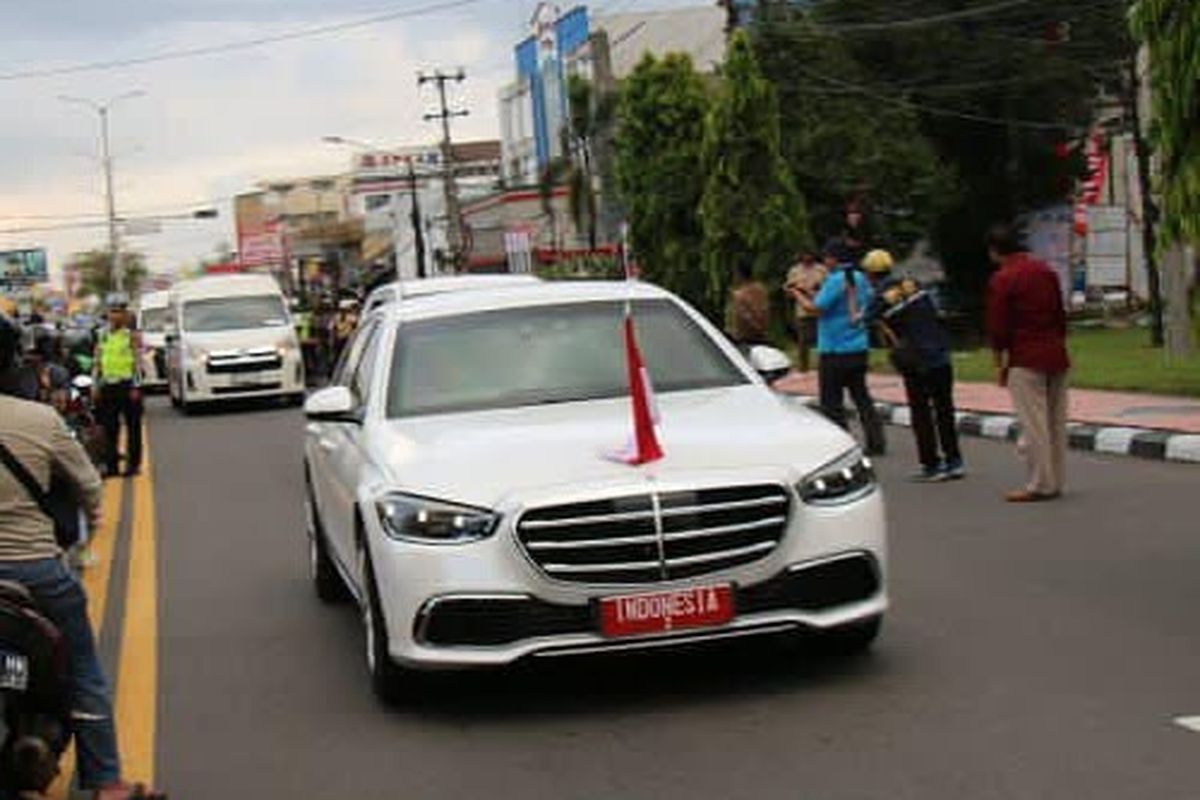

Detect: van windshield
[182,295,287,332]
[139,308,169,333]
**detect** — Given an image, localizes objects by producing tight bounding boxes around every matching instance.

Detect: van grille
[516,484,791,584]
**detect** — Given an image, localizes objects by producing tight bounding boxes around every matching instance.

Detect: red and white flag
[607,313,664,466]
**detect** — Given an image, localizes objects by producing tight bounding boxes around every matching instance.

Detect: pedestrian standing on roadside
[725,263,771,354]
[985,223,1070,502]
[867,250,964,481]
[783,252,826,373]
[804,240,886,456]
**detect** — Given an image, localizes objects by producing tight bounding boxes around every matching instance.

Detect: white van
[166,274,304,412]
[136,289,171,391]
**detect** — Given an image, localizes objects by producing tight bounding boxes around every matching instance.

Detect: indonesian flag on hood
[606,313,664,466]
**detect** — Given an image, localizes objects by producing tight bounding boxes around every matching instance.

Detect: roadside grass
[865,326,1200,398]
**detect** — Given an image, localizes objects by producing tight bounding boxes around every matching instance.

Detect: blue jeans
[0,558,120,789]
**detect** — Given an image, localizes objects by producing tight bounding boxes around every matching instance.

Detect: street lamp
[59,90,147,294]
[322,135,428,281]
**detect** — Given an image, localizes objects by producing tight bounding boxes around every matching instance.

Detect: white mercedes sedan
[303,280,886,701]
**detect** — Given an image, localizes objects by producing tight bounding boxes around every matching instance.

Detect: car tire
[307,482,348,604]
[360,545,410,706]
[820,615,882,657]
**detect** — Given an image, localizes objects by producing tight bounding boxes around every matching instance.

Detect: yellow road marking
[48,476,125,799]
[115,439,158,785]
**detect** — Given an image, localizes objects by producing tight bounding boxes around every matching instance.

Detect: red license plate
[599,585,735,638]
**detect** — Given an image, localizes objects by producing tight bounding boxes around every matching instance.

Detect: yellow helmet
[862,248,894,273]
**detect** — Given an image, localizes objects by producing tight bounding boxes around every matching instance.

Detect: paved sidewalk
[775,370,1200,463]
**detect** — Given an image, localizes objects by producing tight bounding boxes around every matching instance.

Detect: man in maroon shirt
[986,224,1071,502]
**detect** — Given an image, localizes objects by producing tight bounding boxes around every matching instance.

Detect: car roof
[372,280,677,323]
[366,274,542,305]
[170,274,283,301]
[137,290,171,309]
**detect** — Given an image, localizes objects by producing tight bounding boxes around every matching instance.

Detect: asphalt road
[141,399,1199,799]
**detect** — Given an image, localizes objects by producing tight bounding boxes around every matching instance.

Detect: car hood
[368,386,855,508]
[181,325,293,351]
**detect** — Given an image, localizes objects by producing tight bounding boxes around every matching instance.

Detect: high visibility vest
[98,329,136,382]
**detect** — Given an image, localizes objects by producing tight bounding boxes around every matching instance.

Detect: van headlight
[375,493,499,544]
[797,448,876,506]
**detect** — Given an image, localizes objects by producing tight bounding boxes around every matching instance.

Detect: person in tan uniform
[784,252,826,373]
[0,314,158,799]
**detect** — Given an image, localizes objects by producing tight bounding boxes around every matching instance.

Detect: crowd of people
[727,218,1070,498]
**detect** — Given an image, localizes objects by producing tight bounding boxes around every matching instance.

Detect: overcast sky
[0,0,696,281]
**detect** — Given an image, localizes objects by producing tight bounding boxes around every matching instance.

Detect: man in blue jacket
[805,240,886,456]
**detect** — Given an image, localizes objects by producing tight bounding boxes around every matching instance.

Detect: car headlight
[375,493,499,544]
[184,343,208,362]
[797,448,876,506]
[276,338,299,358]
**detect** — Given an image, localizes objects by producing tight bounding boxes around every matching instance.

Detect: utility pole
[59,91,144,295]
[418,69,469,272]
[59,91,145,295]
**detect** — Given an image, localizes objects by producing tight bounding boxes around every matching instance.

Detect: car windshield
[182,295,287,332]
[387,299,747,418]
[139,308,169,333]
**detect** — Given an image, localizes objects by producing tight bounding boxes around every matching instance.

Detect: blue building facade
[514,5,590,174]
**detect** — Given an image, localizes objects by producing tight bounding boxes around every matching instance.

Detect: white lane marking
[1172,715,1200,733]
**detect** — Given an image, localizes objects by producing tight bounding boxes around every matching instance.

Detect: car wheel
[307,483,348,604]
[360,544,409,705]
[820,615,882,657]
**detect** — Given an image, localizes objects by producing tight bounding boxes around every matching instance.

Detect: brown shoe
[1005,489,1058,503]
[94,783,166,800]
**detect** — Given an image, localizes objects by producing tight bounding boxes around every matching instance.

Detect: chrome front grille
[516,484,791,584]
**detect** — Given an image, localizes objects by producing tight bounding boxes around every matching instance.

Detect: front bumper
[183,353,305,401]
[370,485,887,669]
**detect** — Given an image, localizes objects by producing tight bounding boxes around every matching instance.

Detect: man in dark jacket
[986,223,1070,502]
[868,256,964,481]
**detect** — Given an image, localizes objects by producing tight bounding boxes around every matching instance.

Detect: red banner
[1073,133,1108,235]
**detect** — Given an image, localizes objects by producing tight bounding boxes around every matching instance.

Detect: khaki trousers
[1008,367,1069,495]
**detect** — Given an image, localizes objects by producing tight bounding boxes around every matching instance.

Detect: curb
[789,395,1200,465]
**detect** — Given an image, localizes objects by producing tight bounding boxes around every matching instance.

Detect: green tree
[1130,0,1200,246]
[753,7,958,256]
[539,75,617,253]
[614,52,713,313]
[69,249,148,299]
[699,31,809,314]
[798,0,1131,313]
[1131,0,1199,356]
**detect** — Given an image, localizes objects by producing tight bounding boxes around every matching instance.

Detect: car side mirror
[748,345,792,387]
[304,386,360,423]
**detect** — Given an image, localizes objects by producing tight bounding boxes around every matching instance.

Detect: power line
[793,63,1086,133]
[813,0,1035,32]
[0,0,488,82]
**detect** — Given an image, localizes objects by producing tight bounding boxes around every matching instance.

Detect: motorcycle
[59,376,106,471]
[0,581,71,798]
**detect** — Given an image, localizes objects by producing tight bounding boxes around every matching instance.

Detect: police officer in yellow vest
[94,295,143,478]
